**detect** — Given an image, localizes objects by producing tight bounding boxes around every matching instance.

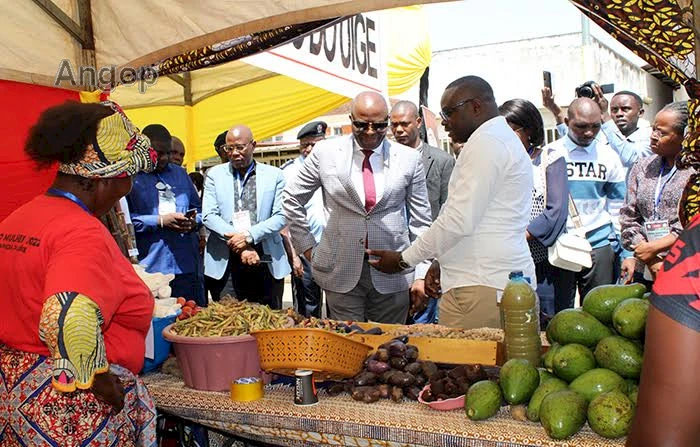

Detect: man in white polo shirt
[368,75,535,329]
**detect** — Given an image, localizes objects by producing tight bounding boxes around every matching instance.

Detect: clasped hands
[225,232,259,265]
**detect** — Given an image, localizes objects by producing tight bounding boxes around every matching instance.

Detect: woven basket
[250,328,372,381]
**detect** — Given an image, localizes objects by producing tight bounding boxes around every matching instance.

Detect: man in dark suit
[390,100,455,323]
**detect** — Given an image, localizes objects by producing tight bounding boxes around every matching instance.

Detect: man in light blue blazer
[203,125,290,308]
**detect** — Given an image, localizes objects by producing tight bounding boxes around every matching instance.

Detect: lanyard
[653,160,677,218]
[46,188,92,214]
[234,162,255,208]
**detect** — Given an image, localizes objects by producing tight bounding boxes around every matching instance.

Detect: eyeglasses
[220,142,251,153]
[351,120,389,132]
[439,97,477,121]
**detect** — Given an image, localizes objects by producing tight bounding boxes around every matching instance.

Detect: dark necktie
[362,149,376,212]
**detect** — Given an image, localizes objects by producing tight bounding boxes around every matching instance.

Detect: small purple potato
[367,360,391,375]
[389,356,408,370]
[375,348,390,362]
[404,362,423,376]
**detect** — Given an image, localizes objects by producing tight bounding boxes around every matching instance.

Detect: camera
[575,81,615,98]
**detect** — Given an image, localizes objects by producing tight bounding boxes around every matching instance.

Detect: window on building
[333,127,343,136]
[545,128,558,144]
[274,135,283,142]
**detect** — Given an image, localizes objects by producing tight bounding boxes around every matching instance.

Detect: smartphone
[185,208,197,219]
[600,83,615,94]
[543,71,552,90]
[259,254,273,264]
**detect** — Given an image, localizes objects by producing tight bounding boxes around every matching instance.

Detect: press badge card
[157,188,177,215]
[232,210,252,232]
[644,220,670,241]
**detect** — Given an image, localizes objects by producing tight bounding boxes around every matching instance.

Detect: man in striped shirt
[543,98,627,310]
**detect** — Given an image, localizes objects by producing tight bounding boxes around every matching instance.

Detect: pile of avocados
[464,283,649,441]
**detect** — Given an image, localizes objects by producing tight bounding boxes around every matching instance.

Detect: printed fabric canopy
[571,0,700,226]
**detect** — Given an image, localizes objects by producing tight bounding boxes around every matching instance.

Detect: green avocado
[526,377,568,422]
[499,358,540,405]
[542,343,560,371]
[569,368,627,403]
[539,390,588,440]
[546,309,613,348]
[552,343,597,382]
[587,391,635,438]
[465,380,502,421]
[594,336,644,379]
[538,367,556,384]
[582,283,647,324]
[612,298,649,339]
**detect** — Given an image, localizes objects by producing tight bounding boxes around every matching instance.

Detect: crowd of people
[113,76,696,332]
[0,71,698,444]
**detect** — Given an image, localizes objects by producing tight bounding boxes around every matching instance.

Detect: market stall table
[143,373,625,447]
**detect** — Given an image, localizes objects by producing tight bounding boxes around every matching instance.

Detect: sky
[424,0,583,52]
[422,0,644,66]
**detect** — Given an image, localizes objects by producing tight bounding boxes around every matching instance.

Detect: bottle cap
[508,271,524,279]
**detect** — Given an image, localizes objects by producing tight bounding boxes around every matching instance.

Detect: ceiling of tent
[0,0,448,87]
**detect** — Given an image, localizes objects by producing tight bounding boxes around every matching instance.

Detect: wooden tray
[348,323,505,366]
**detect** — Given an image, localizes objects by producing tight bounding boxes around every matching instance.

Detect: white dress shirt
[351,140,385,207]
[402,116,536,292]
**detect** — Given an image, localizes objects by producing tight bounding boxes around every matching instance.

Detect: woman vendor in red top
[0,100,158,446]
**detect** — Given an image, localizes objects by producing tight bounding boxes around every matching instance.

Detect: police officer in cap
[280,121,328,317]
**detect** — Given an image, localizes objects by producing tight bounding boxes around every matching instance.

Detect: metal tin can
[294,369,318,406]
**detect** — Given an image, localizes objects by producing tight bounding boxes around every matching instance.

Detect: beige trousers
[439,285,502,329]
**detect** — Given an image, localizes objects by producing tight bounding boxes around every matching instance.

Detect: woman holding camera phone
[619,101,694,284]
[0,101,158,445]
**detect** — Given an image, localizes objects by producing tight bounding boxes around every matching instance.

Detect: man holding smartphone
[126,124,205,305]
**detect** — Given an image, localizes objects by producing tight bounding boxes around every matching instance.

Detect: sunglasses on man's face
[351,120,389,132]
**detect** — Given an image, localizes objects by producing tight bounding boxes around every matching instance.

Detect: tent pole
[31,0,85,46]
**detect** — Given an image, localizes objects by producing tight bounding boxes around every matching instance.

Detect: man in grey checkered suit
[283,91,432,323]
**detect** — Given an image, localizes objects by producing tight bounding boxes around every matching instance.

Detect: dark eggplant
[366,360,391,375]
[387,340,407,357]
[354,371,377,387]
[405,345,419,362]
[392,335,409,344]
[364,327,383,335]
[375,348,390,363]
[404,362,422,376]
[389,356,407,370]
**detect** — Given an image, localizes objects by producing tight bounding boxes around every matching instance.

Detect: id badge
[644,220,670,241]
[158,190,177,215]
[232,210,252,231]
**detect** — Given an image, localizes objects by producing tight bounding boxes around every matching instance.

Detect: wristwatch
[244,231,253,245]
[398,254,411,271]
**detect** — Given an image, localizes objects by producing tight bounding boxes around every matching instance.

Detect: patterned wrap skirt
[0,345,157,446]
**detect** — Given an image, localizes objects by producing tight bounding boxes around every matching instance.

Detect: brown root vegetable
[444,380,458,396]
[405,345,419,362]
[511,404,528,422]
[456,377,470,395]
[404,362,423,376]
[380,370,397,384]
[414,374,427,387]
[448,365,467,380]
[389,356,407,370]
[375,348,390,362]
[354,372,377,387]
[390,386,404,402]
[405,386,422,401]
[422,388,436,402]
[430,378,446,395]
[421,361,439,379]
[465,364,487,383]
[362,388,382,403]
[377,384,391,399]
[366,360,391,375]
[327,383,347,396]
[389,371,415,387]
[352,386,374,401]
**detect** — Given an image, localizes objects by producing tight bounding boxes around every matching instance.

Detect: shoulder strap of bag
[568,194,584,229]
[540,148,548,208]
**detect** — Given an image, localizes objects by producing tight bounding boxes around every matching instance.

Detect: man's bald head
[565,98,602,147]
[225,124,256,171]
[227,125,254,142]
[170,136,185,166]
[350,91,390,150]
